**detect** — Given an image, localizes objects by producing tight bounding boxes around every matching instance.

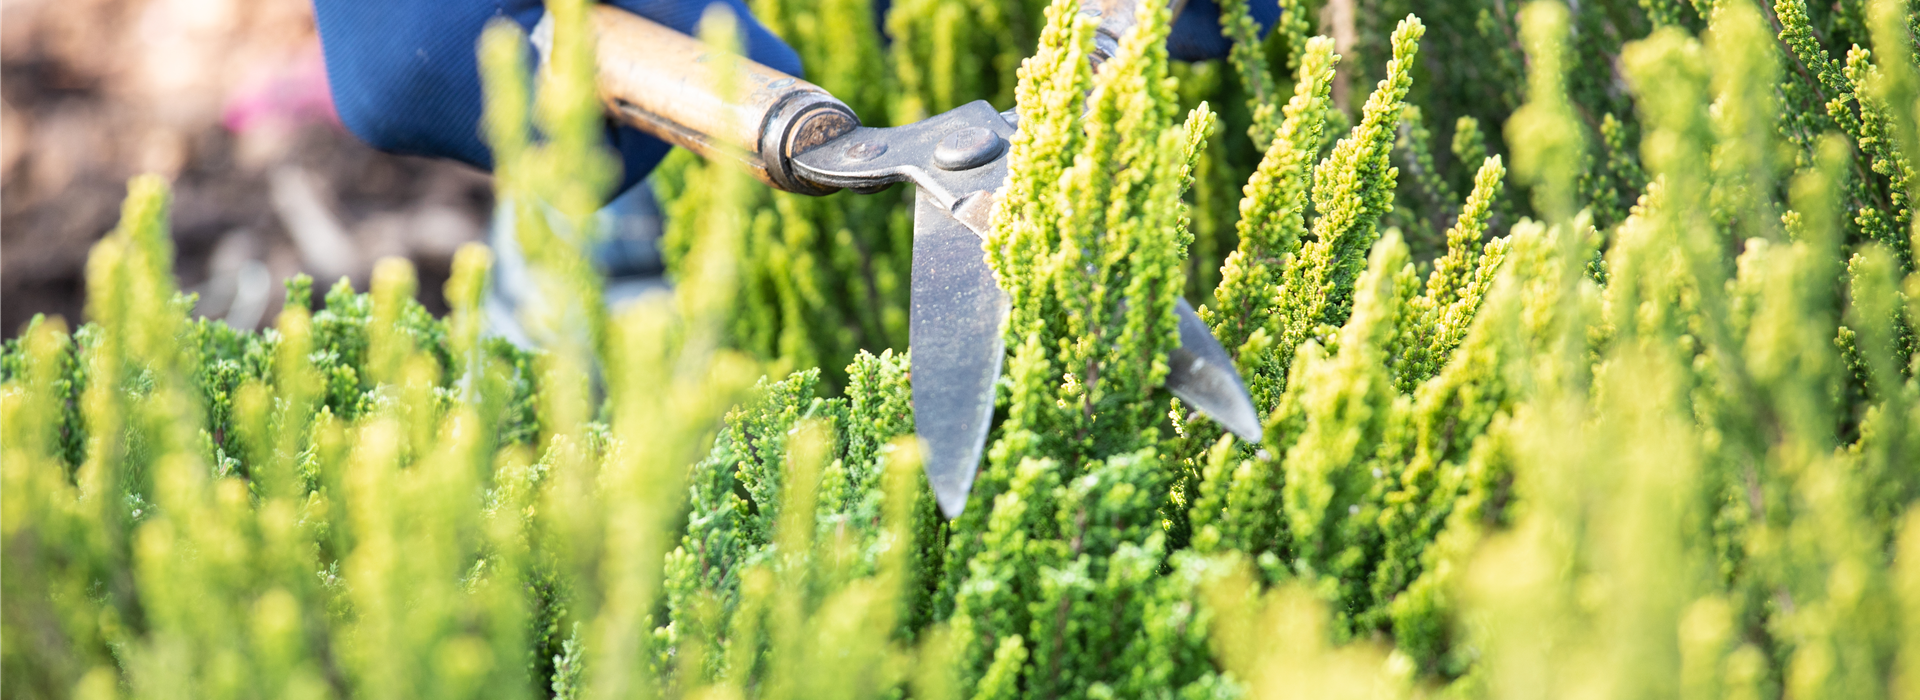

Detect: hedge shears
[584,0,1260,517]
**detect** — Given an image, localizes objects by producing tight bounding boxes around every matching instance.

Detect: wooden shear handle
[588,6,857,194]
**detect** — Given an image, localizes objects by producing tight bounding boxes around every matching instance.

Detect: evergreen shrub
[6,0,1920,696]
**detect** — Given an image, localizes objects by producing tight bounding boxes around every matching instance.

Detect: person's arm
[312,0,802,196]
[312,0,1275,196]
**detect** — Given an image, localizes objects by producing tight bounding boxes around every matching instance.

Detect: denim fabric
[1169,0,1281,63]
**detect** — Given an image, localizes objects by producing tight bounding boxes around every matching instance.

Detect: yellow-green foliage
[8,0,1920,697]
[651,0,1045,393]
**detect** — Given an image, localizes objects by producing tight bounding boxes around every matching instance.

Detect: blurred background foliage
[7,0,1920,697]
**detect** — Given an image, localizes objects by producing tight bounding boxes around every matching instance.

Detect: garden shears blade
[789,103,1262,517]
[906,188,1007,519]
[588,3,1261,519]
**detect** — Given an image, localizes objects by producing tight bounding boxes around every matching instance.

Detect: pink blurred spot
[222,42,339,134]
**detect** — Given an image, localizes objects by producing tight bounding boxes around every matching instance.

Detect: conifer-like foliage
[7,0,1920,697]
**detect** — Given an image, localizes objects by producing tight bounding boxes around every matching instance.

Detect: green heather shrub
[7,0,1920,697]
[651,0,1044,392]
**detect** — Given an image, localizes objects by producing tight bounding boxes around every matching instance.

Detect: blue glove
[313,0,802,197]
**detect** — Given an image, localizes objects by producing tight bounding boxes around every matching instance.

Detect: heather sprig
[1395,155,1509,390]
[1205,35,1337,364]
[985,0,1196,468]
[1218,0,1283,147]
[1225,17,1424,413]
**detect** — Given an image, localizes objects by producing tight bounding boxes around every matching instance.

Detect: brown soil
[3,0,497,337]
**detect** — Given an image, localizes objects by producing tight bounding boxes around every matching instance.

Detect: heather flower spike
[586,0,1261,517]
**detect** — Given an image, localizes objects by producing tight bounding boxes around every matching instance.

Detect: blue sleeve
[312,0,802,197]
[1167,0,1283,63]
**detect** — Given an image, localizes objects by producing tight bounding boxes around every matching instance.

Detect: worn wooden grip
[589,5,857,193]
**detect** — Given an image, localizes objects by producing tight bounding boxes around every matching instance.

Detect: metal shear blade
[907,189,1008,518]
[793,101,1261,518]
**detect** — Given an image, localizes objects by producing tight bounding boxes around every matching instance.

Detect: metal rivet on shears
[843,140,888,162]
[933,127,1006,171]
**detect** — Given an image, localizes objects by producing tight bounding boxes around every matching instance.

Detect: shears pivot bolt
[934,127,1006,171]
